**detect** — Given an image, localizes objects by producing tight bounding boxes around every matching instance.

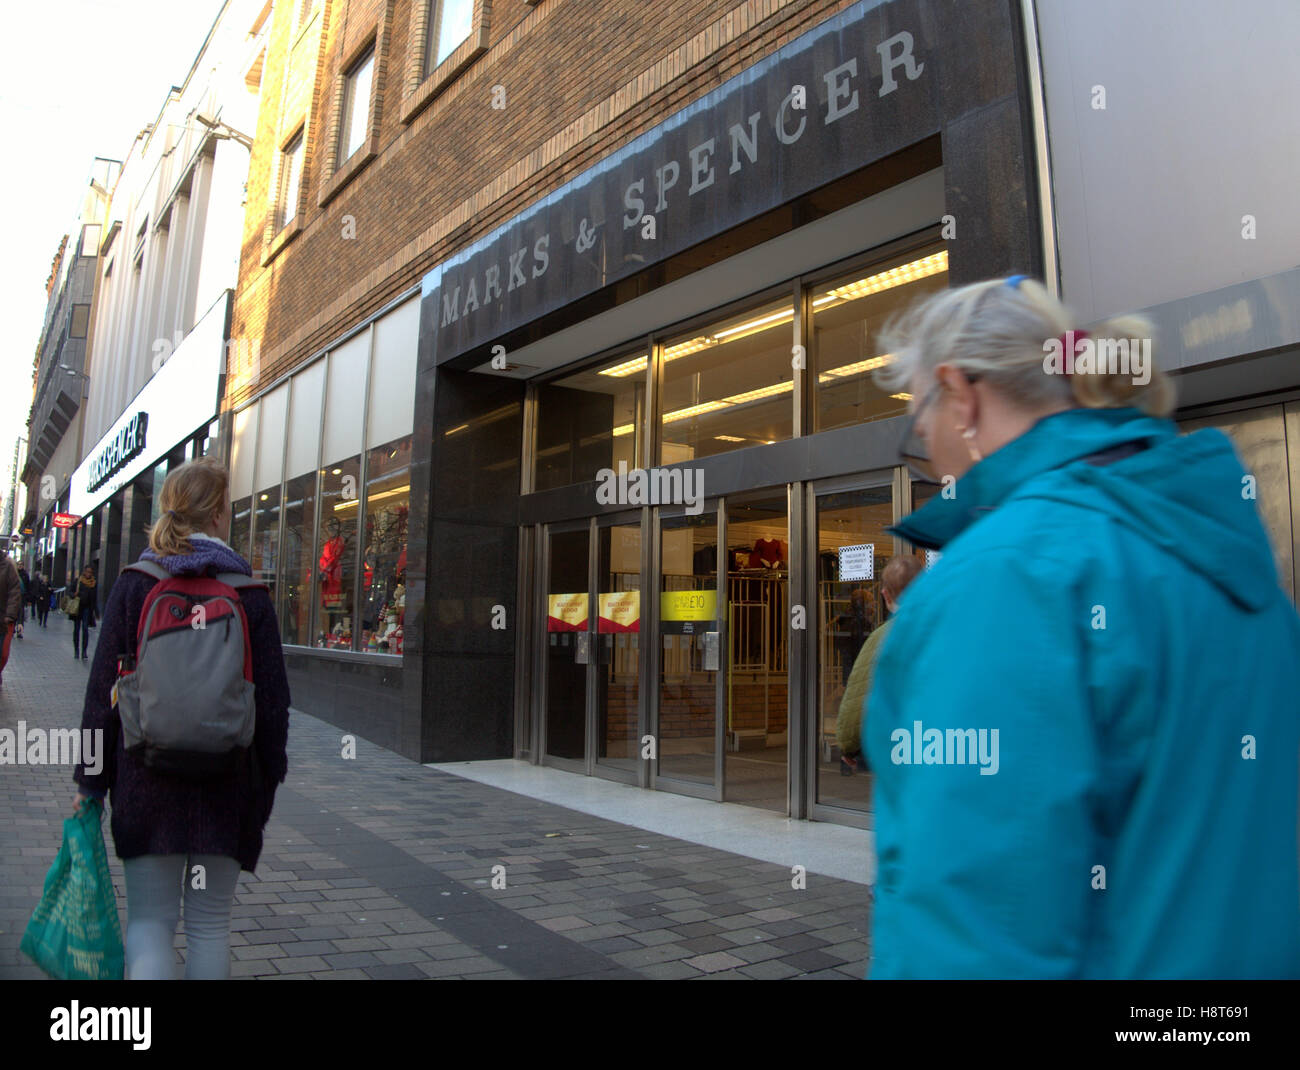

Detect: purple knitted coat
[73,538,291,873]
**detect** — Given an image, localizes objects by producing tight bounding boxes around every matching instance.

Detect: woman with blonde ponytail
[71,454,291,979]
[861,275,1300,980]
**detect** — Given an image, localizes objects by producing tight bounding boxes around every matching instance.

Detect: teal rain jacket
[864,406,1300,978]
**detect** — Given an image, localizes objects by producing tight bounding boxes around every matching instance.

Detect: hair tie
[1005,275,1028,289]
[1059,329,1089,375]
[166,510,179,518]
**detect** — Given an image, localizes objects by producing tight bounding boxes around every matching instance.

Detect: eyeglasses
[896,372,981,480]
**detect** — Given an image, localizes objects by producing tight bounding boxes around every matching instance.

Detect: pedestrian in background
[836,554,923,772]
[33,572,50,628]
[16,565,30,638]
[0,554,22,686]
[73,456,291,980]
[71,566,97,660]
[863,275,1300,979]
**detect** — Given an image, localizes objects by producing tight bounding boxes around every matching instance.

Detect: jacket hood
[140,533,251,577]
[891,406,1281,613]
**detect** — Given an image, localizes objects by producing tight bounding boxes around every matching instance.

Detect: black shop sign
[428,0,941,364]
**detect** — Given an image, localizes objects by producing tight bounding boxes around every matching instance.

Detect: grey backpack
[114,561,264,779]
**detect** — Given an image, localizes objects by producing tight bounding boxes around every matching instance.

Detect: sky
[0,0,228,524]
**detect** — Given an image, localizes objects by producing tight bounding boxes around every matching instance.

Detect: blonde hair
[873,277,1175,417]
[147,456,230,557]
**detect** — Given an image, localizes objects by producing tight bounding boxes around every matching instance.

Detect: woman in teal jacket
[863,276,1300,979]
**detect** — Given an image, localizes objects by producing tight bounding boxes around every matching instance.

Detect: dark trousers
[73,616,91,656]
[36,602,48,627]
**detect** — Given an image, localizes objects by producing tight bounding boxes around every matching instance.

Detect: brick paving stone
[684,951,747,973]
[0,618,869,981]
[739,959,804,979]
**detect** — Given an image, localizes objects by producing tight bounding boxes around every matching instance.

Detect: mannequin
[319,516,347,611]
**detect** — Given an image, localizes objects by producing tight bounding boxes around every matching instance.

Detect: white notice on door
[838,543,874,581]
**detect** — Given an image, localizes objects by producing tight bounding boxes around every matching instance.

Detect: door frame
[651,496,727,802]
[804,467,900,828]
[536,516,594,776]
[592,509,644,786]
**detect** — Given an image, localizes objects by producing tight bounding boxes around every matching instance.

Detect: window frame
[400,0,491,125]
[317,8,395,207]
[338,45,376,168]
[277,126,305,232]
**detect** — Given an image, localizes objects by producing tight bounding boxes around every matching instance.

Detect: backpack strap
[124,561,170,583]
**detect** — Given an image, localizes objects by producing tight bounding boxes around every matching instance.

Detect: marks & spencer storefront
[400,0,1047,824]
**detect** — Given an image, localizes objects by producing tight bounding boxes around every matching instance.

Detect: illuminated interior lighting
[612,423,634,437]
[891,392,913,401]
[662,400,730,423]
[259,493,268,501]
[660,337,714,361]
[599,354,650,378]
[331,468,342,475]
[711,307,793,340]
[812,251,948,309]
[713,435,745,442]
[333,484,410,512]
[817,354,894,383]
[444,424,469,437]
[721,380,793,406]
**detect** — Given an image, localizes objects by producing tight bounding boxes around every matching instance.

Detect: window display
[314,458,360,649]
[358,436,411,655]
[280,472,317,647]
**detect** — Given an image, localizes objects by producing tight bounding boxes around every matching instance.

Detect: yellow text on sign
[660,589,717,622]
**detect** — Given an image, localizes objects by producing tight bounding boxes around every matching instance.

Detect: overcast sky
[0,0,227,517]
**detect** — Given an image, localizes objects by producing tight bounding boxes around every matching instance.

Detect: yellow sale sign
[660,589,716,622]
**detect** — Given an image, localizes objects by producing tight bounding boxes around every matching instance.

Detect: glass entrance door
[543,525,590,766]
[657,509,722,791]
[812,481,895,818]
[595,519,642,776]
[722,492,789,813]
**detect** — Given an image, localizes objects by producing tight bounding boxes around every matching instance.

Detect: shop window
[230,496,252,561]
[357,437,411,655]
[536,351,644,492]
[425,0,474,76]
[253,486,282,604]
[280,472,318,647]
[147,459,168,527]
[338,46,375,166]
[813,248,949,433]
[659,297,795,463]
[314,457,361,649]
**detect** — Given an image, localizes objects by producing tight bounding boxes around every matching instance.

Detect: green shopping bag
[20,797,125,980]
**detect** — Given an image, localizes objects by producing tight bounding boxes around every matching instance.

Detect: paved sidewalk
[0,612,871,979]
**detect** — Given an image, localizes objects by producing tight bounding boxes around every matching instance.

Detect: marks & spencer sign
[87,412,148,493]
[426,0,940,363]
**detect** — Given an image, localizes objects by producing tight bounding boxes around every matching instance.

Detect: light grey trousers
[122,854,242,980]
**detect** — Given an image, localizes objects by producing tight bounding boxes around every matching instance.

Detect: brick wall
[229,0,859,409]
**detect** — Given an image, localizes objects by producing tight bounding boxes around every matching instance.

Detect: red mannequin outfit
[753,537,786,569]
[319,536,345,610]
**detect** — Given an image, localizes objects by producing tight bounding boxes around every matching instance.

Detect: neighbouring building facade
[21,160,119,588]
[224,0,1300,825]
[52,0,271,611]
